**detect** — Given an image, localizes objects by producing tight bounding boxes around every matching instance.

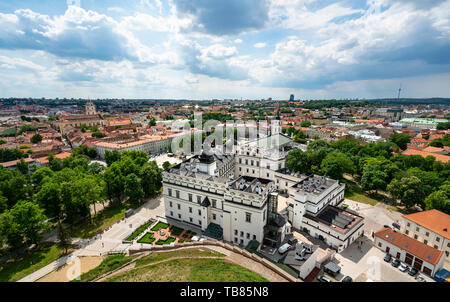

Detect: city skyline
[0,0,450,99]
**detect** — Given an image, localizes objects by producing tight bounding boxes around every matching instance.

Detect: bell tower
[85,100,96,115]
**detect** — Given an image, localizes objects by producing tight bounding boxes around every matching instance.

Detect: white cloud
[254,42,267,48]
[234,39,243,44]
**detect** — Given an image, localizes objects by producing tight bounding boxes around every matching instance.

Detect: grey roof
[324,261,341,273]
[283,242,318,267]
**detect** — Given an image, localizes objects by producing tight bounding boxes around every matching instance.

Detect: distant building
[289,94,295,102]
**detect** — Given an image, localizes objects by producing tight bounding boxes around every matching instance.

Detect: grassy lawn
[137,232,156,244]
[135,248,225,267]
[0,243,68,282]
[74,253,138,282]
[345,192,379,206]
[151,221,169,232]
[106,258,269,282]
[126,220,155,241]
[155,236,176,245]
[69,201,140,239]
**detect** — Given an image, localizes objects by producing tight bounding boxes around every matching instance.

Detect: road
[18,194,165,282]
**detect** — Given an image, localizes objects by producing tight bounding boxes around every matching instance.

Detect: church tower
[85,100,96,115]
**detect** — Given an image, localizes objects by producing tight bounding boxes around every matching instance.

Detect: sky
[0,0,449,100]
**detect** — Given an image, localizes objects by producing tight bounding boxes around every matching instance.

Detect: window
[199,220,202,225]
[198,209,201,216]
[197,196,201,204]
[189,217,193,223]
[234,230,238,235]
[407,222,410,227]
[178,214,181,219]
[378,242,382,247]
[424,240,428,245]
[213,214,216,220]
[212,199,217,208]
[176,190,180,198]
[436,237,440,242]
[251,160,254,166]
[405,230,409,235]
[239,158,242,164]
[416,227,419,232]
[168,188,172,196]
[434,245,439,249]
[245,159,248,165]
[169,201,173,208]
[253,235,256,240]
[177,204,181,210]
[247,233,250,239]
[425,232,429,237]
[170,211,173,216]
[245,212,251,223]
[189,207,192,213]
[240,231,244,237]
[414,234,418,239]
[234,237,238,243]
[188,194,192,202]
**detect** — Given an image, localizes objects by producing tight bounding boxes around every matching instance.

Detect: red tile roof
[374,228,445,265]
[403,210,450,240]
[402,148,450,163]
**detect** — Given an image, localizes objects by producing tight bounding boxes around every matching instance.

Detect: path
[18,194,165,282]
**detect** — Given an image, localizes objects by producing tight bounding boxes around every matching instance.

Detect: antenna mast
[397,84,402,100]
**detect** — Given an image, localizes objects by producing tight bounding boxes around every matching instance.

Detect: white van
[278,243,292,254]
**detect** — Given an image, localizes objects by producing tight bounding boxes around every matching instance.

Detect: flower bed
[170,226,184,236]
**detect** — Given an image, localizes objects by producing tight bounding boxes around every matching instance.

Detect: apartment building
[401,210,450,257]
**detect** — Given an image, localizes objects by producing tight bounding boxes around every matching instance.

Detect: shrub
[151,221,169,232]
[170,226,184,236]
[137,232,156,244]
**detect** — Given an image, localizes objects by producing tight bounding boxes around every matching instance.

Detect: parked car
[391,259,401,267]
[384,254,392,262]
[317,275,331,282]
[399,263,409,272]
[392,222,401,230]
[278,243,292,254]
[191,235,200,242]
[288,237,298,245]
[383,225,391,229]
[342,276,353,282]
[408,268,419,276]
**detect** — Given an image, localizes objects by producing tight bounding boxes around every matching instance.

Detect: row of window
[169,211,202,226]
[168,188,218,208]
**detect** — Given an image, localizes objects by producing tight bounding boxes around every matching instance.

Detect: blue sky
[0,0,449,99]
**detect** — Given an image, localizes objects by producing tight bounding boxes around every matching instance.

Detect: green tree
[124,173,144,203]
[10,200,50,245]
[16,158,29,174]
[105,150,121,167]
[424,191,449,214]
[31,133,43,144]
[361,165,388,194]
[387,176,425,208]
[35,182,62,219]
[286,149,311,173]
[300,120,312,127]
[162,161,171,171]
[0,210,23,249]
[321,152,355,180]
[149,117,157,126]
[389,133,411,150]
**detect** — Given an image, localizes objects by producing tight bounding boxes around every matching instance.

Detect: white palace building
[162,121,364,251]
